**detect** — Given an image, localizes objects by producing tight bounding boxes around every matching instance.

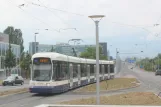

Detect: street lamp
[34,32,39,54]
[68,39,83,44]
[68,39,84,57]
[88,15,105,105]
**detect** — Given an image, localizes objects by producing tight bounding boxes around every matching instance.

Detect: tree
[3,26,24,53]
[20,51,31,78]
[4,47,16,75]
[80,47,107,60]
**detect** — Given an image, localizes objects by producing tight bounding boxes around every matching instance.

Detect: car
[155,70,161,76]
[2,75,24,86]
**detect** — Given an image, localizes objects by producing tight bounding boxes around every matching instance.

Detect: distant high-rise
[29,42,39,55]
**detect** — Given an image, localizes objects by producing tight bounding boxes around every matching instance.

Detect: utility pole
[34,33,39,54]
[116,48,118,73]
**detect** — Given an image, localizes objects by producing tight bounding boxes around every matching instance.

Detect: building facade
[0,32,21,79]
[29,42,108,57]
[29,42,39,55]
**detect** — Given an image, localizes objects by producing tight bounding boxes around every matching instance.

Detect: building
[55,43,73,56]
[29,42,108,57]
[29,42,39,55]
[29,42,74,56]
[0,32,21,79]
[38,44,53,52]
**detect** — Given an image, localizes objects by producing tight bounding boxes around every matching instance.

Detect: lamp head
[88,15,105,21]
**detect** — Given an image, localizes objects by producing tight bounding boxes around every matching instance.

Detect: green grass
[74,78,139,92]
[60,92,161,105]
[0,80,2,85]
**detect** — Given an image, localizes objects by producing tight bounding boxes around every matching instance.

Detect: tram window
[52,61,57,80]
[84,64,87,77]
[110,64,114,73]
[81,64,83,77]
[81,64,87,77]
[73,63,78,78]
[99,64,102,74]
[52,61,68,81]
[101,65,104,74]
[105,64,108,73]
[62,61,69,79]
[90,64,94,76]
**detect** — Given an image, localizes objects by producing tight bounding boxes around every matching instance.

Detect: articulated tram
[29,52,115,94]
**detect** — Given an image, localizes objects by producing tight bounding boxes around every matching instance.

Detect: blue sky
[1,0,161,59]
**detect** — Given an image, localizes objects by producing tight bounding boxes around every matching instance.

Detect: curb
[73,83,141,94]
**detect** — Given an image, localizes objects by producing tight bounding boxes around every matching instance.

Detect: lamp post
[34,29,48,54]
[140,51,143,68]
[88,15,105,105]
[34,32,39,54]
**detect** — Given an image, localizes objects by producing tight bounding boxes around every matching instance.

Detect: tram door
[102,65,105,80]
[78,65,81,85]
[94,65,96,81]
[87,65,90,83]
[69,63,73,88]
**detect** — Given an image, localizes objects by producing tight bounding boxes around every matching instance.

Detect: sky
[1,0,161,59]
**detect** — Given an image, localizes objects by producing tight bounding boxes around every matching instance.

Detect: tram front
[29,57,53,93]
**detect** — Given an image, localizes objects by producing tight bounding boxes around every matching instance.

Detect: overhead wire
[24,0,85,16]
[35,0,72,27]
[8,0,60,33]
[24,0,78,31]
[8,0,161,35]
[21,0,159,33]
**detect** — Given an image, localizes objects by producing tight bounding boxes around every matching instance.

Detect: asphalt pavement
[0,79,29,92]
[0,63,161,107]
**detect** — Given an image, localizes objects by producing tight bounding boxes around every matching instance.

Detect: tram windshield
[32,58,52,81]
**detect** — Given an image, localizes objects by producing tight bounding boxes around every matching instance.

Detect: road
[0,63,161,107]
[0,80,29,92]
[117,62,161,94]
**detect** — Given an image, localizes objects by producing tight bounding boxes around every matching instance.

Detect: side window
[81,64,84,77]
[52,61,68,81]
[52,61,57,80]
[62,61,68,79]
[84,64,86,77]
[90,64,94,76]
[99,64,102,74]
[105,64,108,73]
[73,63,78,78]
[110,64,114,73]
[81,64,87,77]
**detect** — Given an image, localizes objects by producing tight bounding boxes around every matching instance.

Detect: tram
[29,52,115,94]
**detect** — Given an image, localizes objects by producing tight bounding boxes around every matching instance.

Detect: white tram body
[29,52,115,93]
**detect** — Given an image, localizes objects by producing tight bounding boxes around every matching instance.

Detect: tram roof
[32,52,114,64]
